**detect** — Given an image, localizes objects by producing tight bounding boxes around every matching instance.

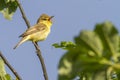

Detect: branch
[0,51,22,80]
[15,0,49,80]
[15,0,30,28]
[33,42,48,80]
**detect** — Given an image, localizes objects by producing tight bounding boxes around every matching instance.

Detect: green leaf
[5,74,12,80]
[92,70,106,80]
[94,21,119,61]
[0,58,6,75]
[0,58,13,80]
[0,0,18,20]
[0,0,6,11]
[75,30,103,57]
[0,58,7,80]
[52,41,76,49]
[57,21,120,80]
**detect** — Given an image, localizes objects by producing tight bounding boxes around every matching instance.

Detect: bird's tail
[13,37,29,49]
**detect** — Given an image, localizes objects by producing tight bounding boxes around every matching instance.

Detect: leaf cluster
[53,21,120,80]
[0,58,16,80]
[0,0,18,20]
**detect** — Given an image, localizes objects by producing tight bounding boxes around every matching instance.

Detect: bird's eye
[43,19,47,20]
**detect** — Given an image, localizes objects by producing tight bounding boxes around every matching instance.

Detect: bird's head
[37,14,54,24]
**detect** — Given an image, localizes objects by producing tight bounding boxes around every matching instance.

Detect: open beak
[50,16,54,19]
[49,16,54,20]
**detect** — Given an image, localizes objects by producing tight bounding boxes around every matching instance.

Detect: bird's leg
[35,42,38,45]
[33,42,39,49]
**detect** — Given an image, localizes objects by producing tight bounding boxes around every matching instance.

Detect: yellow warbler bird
[13,14,54,49]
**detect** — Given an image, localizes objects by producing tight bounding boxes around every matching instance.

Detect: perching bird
[13,14,54,49]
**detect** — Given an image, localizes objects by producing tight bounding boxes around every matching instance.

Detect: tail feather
[13,37,29,49]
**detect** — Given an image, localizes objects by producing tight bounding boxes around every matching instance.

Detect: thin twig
[15,0,49,80]
[33,42,48,80]
[0,51,22,80]
[15,0,30,28]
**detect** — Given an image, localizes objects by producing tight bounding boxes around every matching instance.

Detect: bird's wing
[19,23,47,37]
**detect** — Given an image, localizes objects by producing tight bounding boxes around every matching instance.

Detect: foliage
[0,0,18,20]
[53,21,120,80]
[0,58,13,80]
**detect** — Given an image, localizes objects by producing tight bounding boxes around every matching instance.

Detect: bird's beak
[49,16,54,20]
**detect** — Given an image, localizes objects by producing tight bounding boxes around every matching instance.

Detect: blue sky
[0,0,120,80]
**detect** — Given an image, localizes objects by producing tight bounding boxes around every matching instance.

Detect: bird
[13,14,54,49]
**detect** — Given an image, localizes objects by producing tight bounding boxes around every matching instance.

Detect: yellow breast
[29,21,52,42]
